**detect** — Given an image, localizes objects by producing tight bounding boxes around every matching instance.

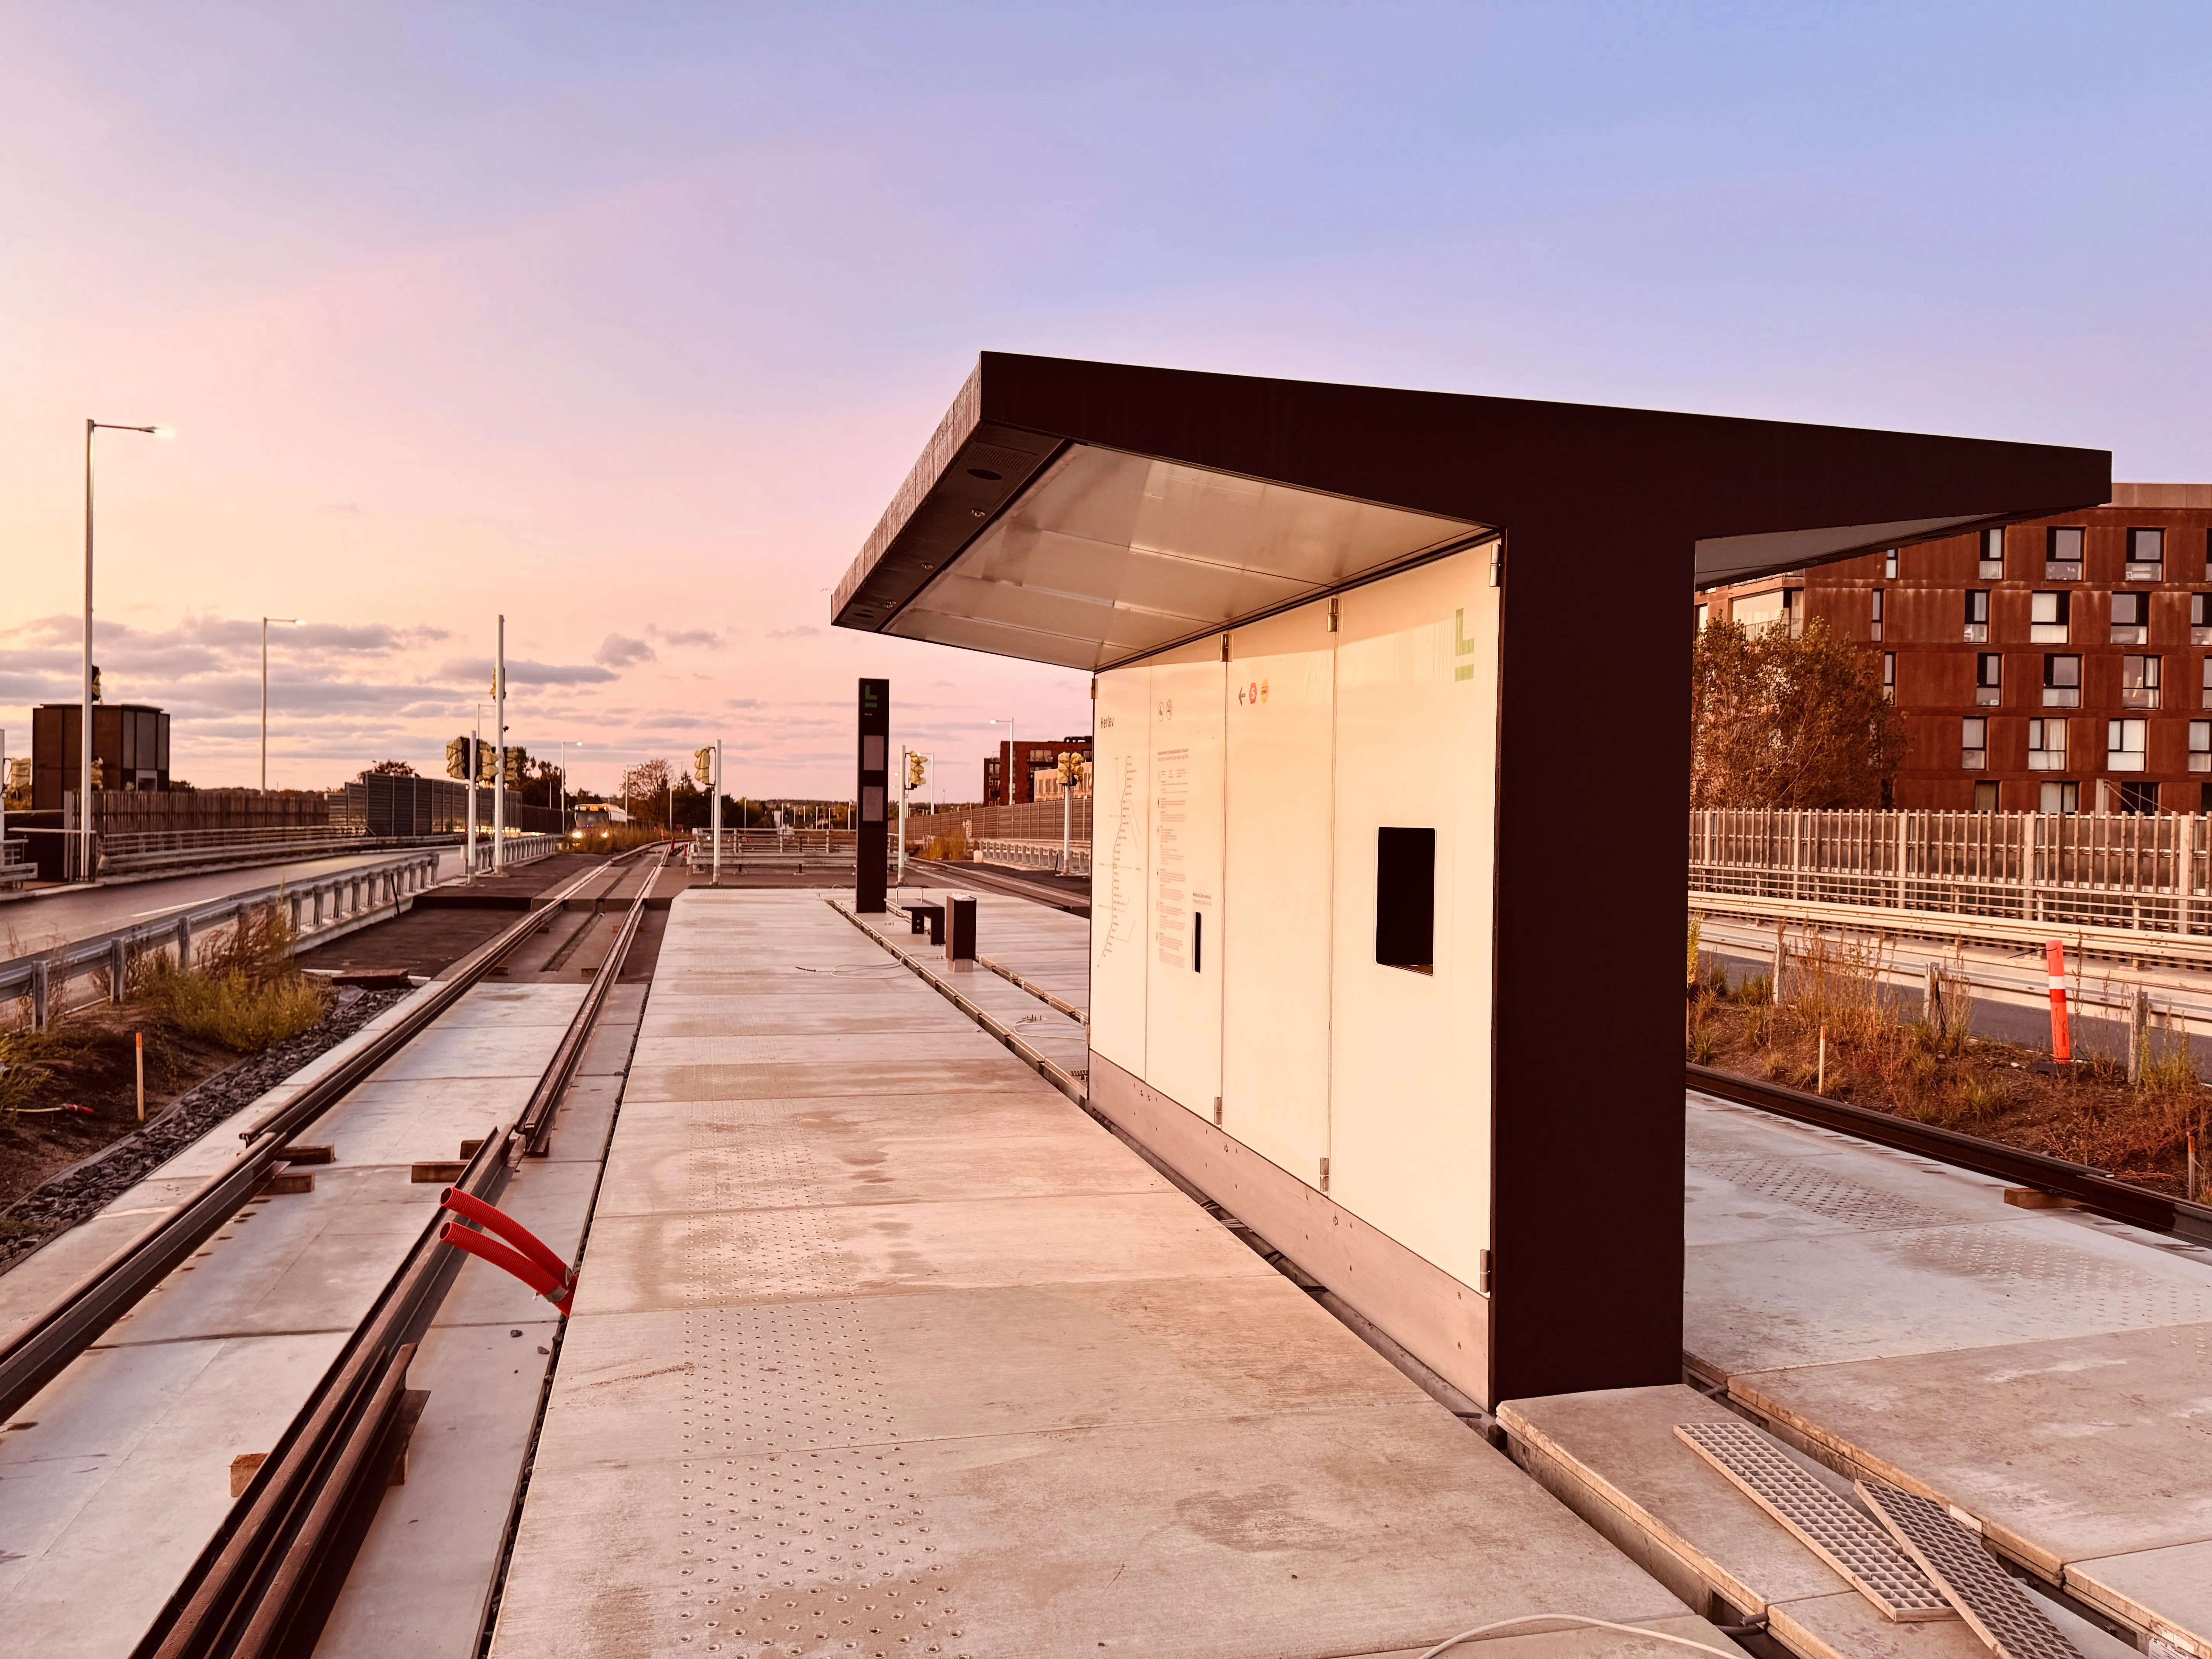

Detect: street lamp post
[261,617,301,792]
[81,419,170,881]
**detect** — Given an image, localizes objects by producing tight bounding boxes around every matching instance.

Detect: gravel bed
[0,986,413,1275]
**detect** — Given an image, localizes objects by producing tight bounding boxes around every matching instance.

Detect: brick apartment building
[1698,484,2212,812]
[982,736,1093,806]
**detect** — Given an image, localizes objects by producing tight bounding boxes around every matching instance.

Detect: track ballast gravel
[0,986,411,1275]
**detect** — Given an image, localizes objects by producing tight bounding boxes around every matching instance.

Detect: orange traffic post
[2045,940,2071,1062]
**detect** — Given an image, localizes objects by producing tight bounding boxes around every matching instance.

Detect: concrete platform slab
[522,1276,1428,1469]
[0,1330,346,1656]
[588,1093,1165,1218]
[577,1187,1277,1315]
[491,891,1728,1658]
[2067,1540,2212,1659]
[1730,1321,2212,1575]
[496,1404,1705,1659]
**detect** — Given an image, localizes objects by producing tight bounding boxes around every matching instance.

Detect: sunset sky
[5,4,2209,797]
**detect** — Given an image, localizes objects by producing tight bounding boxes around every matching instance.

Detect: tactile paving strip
[1673,1421,1954,1622]
[1859,1482,2081,1659]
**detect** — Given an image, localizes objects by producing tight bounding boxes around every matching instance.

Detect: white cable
[1416,1613,1745,1658]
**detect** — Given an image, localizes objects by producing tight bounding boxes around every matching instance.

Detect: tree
[625,757,674,826]
[1692,617,1907,808]
[368,759,418,777]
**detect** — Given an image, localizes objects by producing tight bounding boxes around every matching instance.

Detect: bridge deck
[489,888,1726,1658]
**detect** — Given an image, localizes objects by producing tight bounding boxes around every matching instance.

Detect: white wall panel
[1142,645,1226,1120]
[1221,606,1336,1183]
[1089,667,1151,1076]
[1328,550,1498,1288]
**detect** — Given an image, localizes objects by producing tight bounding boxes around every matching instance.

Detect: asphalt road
[0,847,469,963]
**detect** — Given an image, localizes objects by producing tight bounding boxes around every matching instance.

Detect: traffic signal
[694,747,714,787]
[89,665,103,704]
[445,737,470,781]
[479,742,498,785]
[502,746,525,788]
[906,751,927,789]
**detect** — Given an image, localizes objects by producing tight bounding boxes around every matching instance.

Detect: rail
[1,836,30,890]
[1691,807,2212,936]
[128,846,666,1659]
[1688,1063,2212,1246]
[903,855,1089,914]
[0,852,443,1031]
[0,854,623,1426]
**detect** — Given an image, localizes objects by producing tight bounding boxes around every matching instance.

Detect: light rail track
[0,847,662,1659]
[902,855,1089,914]
[131,848,665,1659]
[1688,1061,2212,1245]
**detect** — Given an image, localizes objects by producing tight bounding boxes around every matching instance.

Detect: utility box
[945,894,977,964]
[33,702,170,809]
[830,352,2110,1408]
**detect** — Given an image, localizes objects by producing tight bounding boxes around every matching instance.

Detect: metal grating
[1859,1482,2081,1659]
[1674,1422,1954,1622]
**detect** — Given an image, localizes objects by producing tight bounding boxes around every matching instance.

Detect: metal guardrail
[973,836,1091,877]
[1,838,30,891]
[1691,807,2212,936]
[0,853,442,1030]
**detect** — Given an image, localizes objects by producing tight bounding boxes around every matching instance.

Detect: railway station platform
[1499,1092,2212,1659]
[489,888,1735,1658]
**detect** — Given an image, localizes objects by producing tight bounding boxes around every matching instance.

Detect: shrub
[132,902,330,1052]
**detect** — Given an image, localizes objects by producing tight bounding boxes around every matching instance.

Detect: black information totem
[856,678,889,912]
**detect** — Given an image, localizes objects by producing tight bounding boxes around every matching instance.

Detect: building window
[2042,654,2081,707]
[1375,827,1436,973]
[2126,527,2165,582]
[1884,547,1899,579]
[2041,780,2079,815]
[2118,779,2159,815]
[1973,780,2000,812]
[2111,590,2150,644]
[1964,589,1990,642]
[2028,718,2067,771]
[1979,527,2005,580]
[2030,590,2070,642]
[1883,652,1896,702]
[1962,717,1987,770]
[1975,653,2001,706]
[2109,717,2148,771]
[2194,594,2212,646]
[1870,587,1884,641]
[2122,654,2161,709]
[1783,587,1803,639]
[1694,602,1708,633]
[2192,721,2211,774]
[2047,527,2085,581]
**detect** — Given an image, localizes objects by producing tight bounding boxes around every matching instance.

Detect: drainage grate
[1674,1422,1954,1622]
[1859,1482,2081,1659]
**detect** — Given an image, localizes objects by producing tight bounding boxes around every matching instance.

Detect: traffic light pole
[466,711,480,883]
[711,741,722,887]
[896,744,907,885]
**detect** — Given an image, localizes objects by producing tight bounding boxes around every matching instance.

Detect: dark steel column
[856,678,889,912]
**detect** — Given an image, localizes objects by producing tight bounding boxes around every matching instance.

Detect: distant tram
[570,803,617,848]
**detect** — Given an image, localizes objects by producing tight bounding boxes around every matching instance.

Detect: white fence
[972,838,1091,878]
[1690,809,2212,935]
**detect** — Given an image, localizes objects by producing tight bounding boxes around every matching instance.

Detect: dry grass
[920,830,969,861]
[131,903,331,1053]
[1692,927,2209,1195]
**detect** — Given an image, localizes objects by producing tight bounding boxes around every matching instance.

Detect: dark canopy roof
[831,353,2109,672]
